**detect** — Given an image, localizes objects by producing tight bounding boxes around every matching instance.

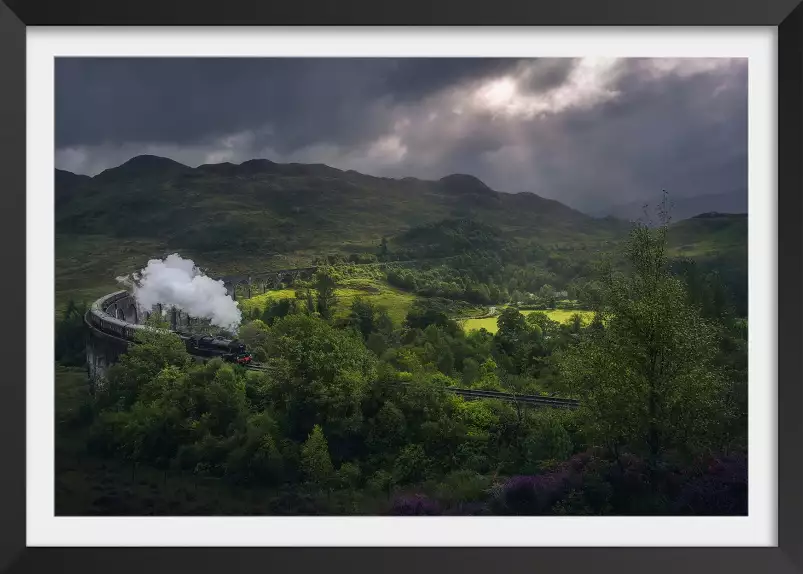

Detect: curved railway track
[444,387,579,408]
[244,362,579,409]
[87,291,581,410]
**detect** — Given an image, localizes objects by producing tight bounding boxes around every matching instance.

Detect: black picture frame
[0,1,800,573]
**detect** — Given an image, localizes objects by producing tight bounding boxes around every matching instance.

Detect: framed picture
[0,0,800,573]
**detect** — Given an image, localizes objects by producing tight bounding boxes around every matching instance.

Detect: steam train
[87,291,253,366]
[178,333,253,365]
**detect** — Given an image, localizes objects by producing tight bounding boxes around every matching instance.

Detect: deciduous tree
[301,424,334,486]
[557,206,728,467]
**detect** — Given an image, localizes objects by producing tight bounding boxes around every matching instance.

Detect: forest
[55,216,748,516]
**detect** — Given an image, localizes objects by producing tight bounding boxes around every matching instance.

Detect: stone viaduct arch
[221,267,317,301]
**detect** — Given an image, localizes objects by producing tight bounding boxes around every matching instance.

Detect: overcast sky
[55,57,747,212]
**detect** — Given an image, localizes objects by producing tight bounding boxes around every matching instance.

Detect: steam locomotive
[87,291,253,366]
[179,333,253,365]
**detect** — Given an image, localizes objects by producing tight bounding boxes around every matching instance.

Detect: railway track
[84,313,580,409]
[446,387,579,409]
[243,362,579,409]
[244,363,273,372]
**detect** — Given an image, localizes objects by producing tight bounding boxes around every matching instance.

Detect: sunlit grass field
[462,309,595,334]
[239,280,417,326]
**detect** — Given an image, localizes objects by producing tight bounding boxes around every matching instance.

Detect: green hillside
[55,158,749,518]
[55,157,747,315]
[55,155,624,269]
[667,212,747,259]
[666,213,748,313]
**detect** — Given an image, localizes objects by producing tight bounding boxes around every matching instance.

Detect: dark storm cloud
[55,57,747,212]
[524,59,748,210]
[378,58,521,101]
[57,58,389,150]
[55,58,521,151]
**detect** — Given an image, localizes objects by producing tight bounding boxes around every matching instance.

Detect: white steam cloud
[121,254,241,332]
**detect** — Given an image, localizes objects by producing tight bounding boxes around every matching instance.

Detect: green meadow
[238,280,417,326]
[462,308,596,334]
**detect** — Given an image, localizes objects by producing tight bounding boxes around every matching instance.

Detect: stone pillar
[86,334,111,392]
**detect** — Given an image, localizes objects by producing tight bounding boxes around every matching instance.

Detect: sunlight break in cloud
[470,58,623,119]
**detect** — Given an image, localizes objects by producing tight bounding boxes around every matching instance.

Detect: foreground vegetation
[55,215,748,515]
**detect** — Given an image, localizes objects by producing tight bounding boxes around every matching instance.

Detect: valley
[54,156,749,517]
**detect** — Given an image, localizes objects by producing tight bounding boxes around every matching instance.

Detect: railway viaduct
[83,263,580,409]
[84,291,138,389]
[218,258,449,300]
[85,259,461,386]
[84,291,201,390]
[220,267,318,300]
[85,262,335,387]
[83,262,315,387]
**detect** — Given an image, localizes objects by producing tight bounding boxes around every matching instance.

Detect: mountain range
[55,155,747,297]
[56,155,627,257]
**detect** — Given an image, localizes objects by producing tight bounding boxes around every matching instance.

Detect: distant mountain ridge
[598,189,747,223]
[55,155,746,309]
[55,155,628,257]
[55,155,744,277]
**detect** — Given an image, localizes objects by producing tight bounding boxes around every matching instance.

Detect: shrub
[336,462,362,489]
[366,469,394,494]
[435,470,492,506]
[521,418,574,471]
[673,454,747,515]
[493,472,572,514]
[491,452,607,515]
[388,494,442,515]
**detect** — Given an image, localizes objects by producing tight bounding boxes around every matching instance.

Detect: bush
[435,470,492,506]
[336,462,362,489]
[673,454,747,515]
[521,418,574,471]
[55,300,89,366]
[493,473,572,515]
[366,469,394,494]
[388,494,441,515]
[490,452,605,515]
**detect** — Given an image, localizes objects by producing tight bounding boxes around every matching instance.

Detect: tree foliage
[301,425,335,485]
[55,300,89,366]
[314,270,338,320]
[557,207,729,464]
[65,199,746,516]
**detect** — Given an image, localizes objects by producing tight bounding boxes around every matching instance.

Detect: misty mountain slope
[55,155,628,262]
[601,189,747,223]
[666,212,747,309]
[667,212,747,258]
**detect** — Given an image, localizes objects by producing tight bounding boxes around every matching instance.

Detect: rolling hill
[55,156,747,314]
[667,212,748,258]
[667,212,748,314]
[57,155,627,245]
[55,155,627,280]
